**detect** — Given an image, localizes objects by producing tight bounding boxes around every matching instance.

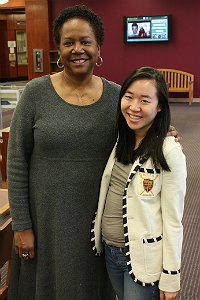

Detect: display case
[16,30,28,66]
[49,50,62,74]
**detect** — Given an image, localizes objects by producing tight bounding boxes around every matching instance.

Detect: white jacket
[91,137,186,292]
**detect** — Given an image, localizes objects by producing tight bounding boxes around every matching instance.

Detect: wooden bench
[0,189,13,300]
[158,69,194,105]
[0,127,10,189]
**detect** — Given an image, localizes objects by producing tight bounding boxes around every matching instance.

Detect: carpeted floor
[0,102,199,299]
[169,103,200,300]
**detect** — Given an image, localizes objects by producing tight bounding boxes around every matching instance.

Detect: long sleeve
[7,81,36,231]
[159,141,187,292]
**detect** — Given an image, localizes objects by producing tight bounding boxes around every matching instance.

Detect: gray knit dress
[7,75,121,300]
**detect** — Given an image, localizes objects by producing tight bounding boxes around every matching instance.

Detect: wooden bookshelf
[49,50,63,74]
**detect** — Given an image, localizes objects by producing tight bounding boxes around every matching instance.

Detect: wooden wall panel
[25,1,49,19]
[6,19,18,78]
[1,0,50,80]
[14,15,27,78]
[17,65,28,77]
[6,15,27,79]
[0,13,27,79]
[25,0,50,80]
[13,14,26,30]
[0,20,9,79]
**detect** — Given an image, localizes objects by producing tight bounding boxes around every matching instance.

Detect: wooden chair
[0,132,2,177]
[0,222,13,300]
[0,147,2,182]
[0,128,9,189]
[0,141,7,189]
[0,189,13,300]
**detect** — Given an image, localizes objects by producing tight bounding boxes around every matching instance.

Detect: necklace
[62,71,86,105]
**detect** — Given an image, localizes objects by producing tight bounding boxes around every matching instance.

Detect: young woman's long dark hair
[115,67,171,171]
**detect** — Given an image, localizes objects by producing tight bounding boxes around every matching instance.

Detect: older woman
[7,5,178,300]
[7,5,119,300]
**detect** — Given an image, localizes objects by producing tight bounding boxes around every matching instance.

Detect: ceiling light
[0,0,9,4]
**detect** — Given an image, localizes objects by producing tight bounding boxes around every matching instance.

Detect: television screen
[124,14,172,43]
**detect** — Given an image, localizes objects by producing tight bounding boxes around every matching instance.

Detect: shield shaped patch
[143,178,154,192]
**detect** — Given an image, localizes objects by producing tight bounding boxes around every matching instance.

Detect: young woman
[91,67,187,300]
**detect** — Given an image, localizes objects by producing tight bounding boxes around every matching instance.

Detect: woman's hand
[160,290,179,300]
[167,125,181,143]
[15,228,35,260]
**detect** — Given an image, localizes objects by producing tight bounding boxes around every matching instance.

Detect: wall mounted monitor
[124,14,172,43]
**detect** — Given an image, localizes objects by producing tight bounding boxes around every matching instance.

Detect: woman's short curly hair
[53,5,105,47]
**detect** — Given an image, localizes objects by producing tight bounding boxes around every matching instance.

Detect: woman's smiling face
[59,18,100,77]
[121,79,161,138]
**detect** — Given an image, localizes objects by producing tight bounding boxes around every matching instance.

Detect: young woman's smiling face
[59,18,100,78]
[121,79,161,138]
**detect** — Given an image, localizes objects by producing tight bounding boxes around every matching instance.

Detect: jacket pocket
[143,235,163,276]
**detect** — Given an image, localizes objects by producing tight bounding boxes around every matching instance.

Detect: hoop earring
[57,57,64,68]
[96,56,103,67]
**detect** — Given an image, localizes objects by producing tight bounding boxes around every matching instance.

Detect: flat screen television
[124,14,172,43]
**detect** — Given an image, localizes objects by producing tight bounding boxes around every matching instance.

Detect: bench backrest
[158,69,194,91]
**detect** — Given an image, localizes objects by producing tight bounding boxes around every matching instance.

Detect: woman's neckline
[49,73,105,108]
[49,72,104,107]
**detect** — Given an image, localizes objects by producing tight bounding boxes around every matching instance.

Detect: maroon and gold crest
[140,173,158,196]
[143,178,154,192]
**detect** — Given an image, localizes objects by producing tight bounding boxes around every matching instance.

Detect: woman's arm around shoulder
[159,137,186,292]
